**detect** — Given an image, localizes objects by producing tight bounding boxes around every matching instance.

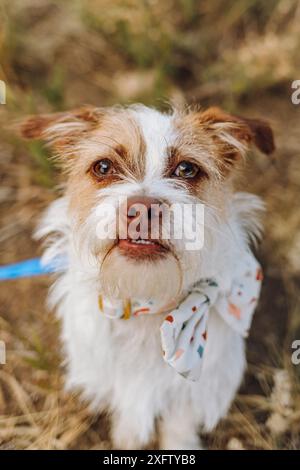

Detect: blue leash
[0,257,65,281]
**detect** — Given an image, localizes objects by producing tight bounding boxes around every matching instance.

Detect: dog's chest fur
[58,269,245,431]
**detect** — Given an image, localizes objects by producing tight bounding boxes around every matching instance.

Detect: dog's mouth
[117,237,169,259]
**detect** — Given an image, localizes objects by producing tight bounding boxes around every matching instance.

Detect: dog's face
[20,105,274,303]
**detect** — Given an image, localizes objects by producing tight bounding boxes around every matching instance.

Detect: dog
[19,104,274,449]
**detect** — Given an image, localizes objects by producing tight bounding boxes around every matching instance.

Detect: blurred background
[0,0,299,449]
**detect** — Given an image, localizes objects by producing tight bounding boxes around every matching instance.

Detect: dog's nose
[119,196,162,240]
[126,196,160,223]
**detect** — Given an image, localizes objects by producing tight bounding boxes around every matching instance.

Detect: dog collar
[98,251,262,381]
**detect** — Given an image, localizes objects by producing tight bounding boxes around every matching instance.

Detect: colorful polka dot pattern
[98,251,262,382]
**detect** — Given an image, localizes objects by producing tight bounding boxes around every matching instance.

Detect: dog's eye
[91,159,116,177]
[173,161,199,179]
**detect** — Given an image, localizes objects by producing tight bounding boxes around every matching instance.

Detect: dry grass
[0,0,299,449]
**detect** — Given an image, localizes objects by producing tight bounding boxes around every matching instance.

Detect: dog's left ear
[197,106,275,169]
[16,106,103,151]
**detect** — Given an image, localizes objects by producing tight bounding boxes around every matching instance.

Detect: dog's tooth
[129,238,157,245]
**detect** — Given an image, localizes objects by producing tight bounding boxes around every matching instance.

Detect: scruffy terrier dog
[20,104,274,449]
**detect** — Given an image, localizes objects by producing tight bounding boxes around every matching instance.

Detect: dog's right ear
[17,106,103,150]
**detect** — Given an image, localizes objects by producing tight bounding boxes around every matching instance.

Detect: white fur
[35,106,264,449]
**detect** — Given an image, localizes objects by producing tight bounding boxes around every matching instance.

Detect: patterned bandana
[98,251,263,381]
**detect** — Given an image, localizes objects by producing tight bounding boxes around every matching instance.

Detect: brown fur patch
[174,107,275,181]
[234,115,275,154]
[64,108,146,222]
[19,106,104,147]
[163,145,210,197]
[18,106,147,223]
[20,115,57,139]
[197,106,275,156]
[172,112,225,201]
